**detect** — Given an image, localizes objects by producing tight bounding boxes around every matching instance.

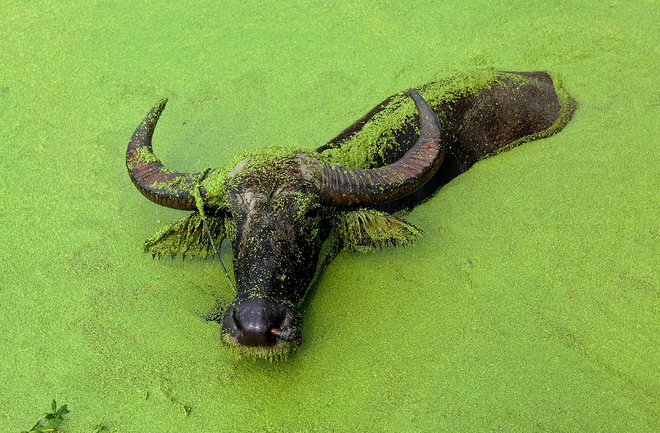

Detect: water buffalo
[127,70,575,359]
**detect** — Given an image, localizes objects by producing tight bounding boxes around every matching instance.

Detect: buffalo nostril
[232,309,243,331]
[270,328,282,337]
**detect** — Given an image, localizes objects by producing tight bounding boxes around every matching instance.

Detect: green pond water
[1,1,658,432]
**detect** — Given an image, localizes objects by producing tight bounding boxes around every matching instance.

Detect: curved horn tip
[408,88,426,106]
[150,97,169,118]
[156,97,168,107]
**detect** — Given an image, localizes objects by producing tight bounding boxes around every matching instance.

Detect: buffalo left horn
[319,89,443,207]
[126,98,207,211]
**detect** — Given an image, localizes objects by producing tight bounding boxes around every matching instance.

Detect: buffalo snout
[222,298,301,347]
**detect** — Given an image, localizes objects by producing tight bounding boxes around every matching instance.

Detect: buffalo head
[126,89,442,358]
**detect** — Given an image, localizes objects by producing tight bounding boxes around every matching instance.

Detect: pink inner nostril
[270,328,282,337]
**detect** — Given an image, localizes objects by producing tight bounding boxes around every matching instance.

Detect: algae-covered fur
[127,70,575,360]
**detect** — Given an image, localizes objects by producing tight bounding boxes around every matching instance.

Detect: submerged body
[126,70,575,359]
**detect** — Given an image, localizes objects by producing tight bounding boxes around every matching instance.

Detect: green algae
[157,377,192,416]
[221,333,293,362]
[143,212,225,259]
[333,208,422,252]
[1,2,658,433]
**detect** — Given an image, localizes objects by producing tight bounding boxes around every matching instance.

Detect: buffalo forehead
[235,187,317,213]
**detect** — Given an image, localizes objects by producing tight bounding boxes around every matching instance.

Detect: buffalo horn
[319,89,443,207]
[126,99,206,211]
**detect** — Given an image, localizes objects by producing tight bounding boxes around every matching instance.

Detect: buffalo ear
[333,209,422,252]
[144,212,225,259]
